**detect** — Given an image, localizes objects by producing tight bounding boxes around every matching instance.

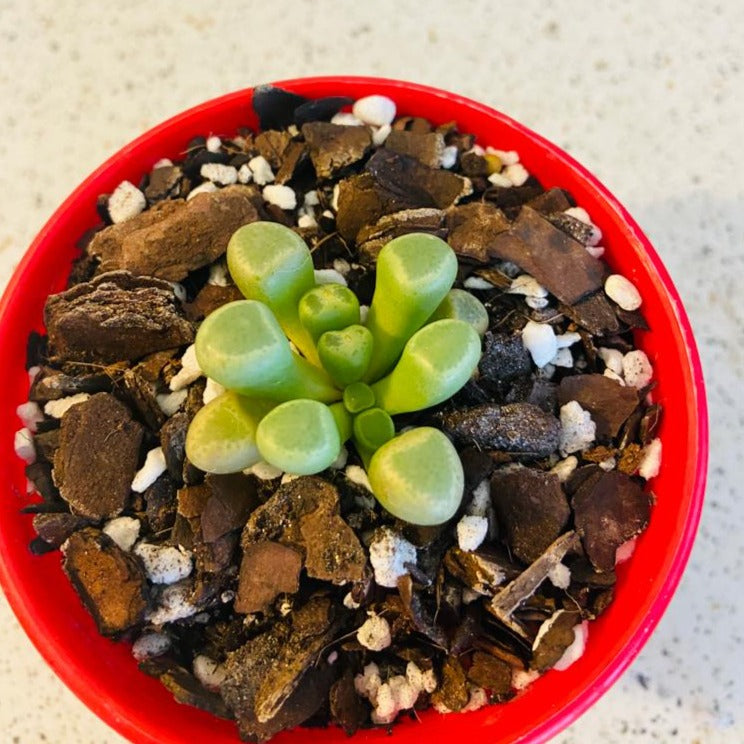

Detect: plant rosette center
[185,222,485,525]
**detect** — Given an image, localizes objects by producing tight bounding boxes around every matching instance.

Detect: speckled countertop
[1,1,742,742]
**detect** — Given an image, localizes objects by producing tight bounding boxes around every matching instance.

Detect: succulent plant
[185,222,485,525]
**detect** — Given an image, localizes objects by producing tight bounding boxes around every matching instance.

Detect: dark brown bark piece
[558,373,640,440]
[479,332,532,385]
[530,610,582,672]
[384,129,445,168]
[235,541,303,614]
[122,349,177,430]
[45,271,194,363]
[33,512,89,547]
[88,185,261,281]
[466,650,513,695]
[487,206,606,304]
[254,130,293,170]
[491,468,570,563]
[184,284,244,322]
[160,412,189,484]
[446,202,510,263]
[329,668,369,736]
[572,470,651,572]
[201,472,259,542]
[301,122,372,179]
[62,527,149,636]
[526,187,573,215]
[54,393,143,520]
[444,547,518,596]
[562,291,621,336]
[431,656,469,712]
[441,403,560,458]
[356,207,446,263]
[144,473,177,533]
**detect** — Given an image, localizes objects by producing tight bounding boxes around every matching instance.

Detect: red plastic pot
[0,77,707,744]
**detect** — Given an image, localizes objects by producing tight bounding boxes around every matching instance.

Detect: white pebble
[553,621,589,671]
[108,180,146,223]
[263,184,296,210]
[16,401,44,432]
[248,155,275,185]
[504,163,529,186]
[550,455,578,482]
[208,260,229,287]
[354,661,382,699]
[440,145,458,169]
[467,479,491,517]
[461,685,489,712]
[509,274,548,298]
[193,655,227,690]
[487,171,513,188]
[169,344,203,391]
[548,562,571,589]
[202,377,226,405]
[585,244,605,259]
[526,296,549,310]
[186,181,217,200]
[330,445,349,470]
[512,668,541,691]
[314,268,347,286]
[352,95,396,127]
[522,320,558,368]
[156,389,187,416]
[200,162,237,186]
[103,516,140,551]
[564,206,591,224]
[297,213,318,229]
[146,581,199,625]
[372,123,392,146]
[304,190,320,207]
[604,368,626,385]
[486,147,519,165]
[623,349,653,388]
[248,461,283,480]
[369,527,417,588]
[205,135,222,153]
[43,393,90,418]
[343,592,361,610]
[597,347,624,375]
[356,614,392,651]
[131,447,167,493]
[14,427,35,464]
[555,331,582,349]
[605,274,642,311]
[332,258,351,276]
[559,401,596,455]
[456,515,488,552]
[134,542,193,584]
[345,464,373,492]
[550,347,574,368]
[638,437,662,479]
[598,456,616,472]
[463,276,495,290]
[132,632,171,661]
[388,674,419,710]
[237,163,253,184]
[330,112,364,127]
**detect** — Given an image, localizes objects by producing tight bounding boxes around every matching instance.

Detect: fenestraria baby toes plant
[185,221,487,525]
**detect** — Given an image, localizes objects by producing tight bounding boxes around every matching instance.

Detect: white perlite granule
[248,155,274,185]
[512,668,540,691]
[345,464,373,492]
[297,213,317,229]
[440,145,458,169]
[597,346,624,376]
[639,437,662,479]
[486,147,519,166]
[186,181,217,200]
[352,95,396,127]
[369,528,417,588]
[487,171,513,188]
[202,377,226,405]
[247,461,283,480]
[132,632,171,661]
[456,515,488,552]
[131,447,167,493]
[208,260,229,286]
[156,389,187,416]
[559,401,596,455]
[43,393,90,418]
[372,124,392,146]
[146,581,199,625]
[263,184,296,210]
[314,268,347,286]
[522,320,558,368]
[504,163,529,186]
[107,180,146,223]
[508,274,548,300]
[193,655,227,691]
[205,135,221,153]
[200,162,237,185]
[623,349,653,388]
[134,542,193,585]
[103,516,140,552]
[463,276,494,290]
[169,344,203,391]
[356,614,392,651]
[553,621,589,671]
[605,274,642,311]
[615,536,638,565]
[16,401,43,432]
[550,455,579,482]
[548,562,571,589]
[237,163,252,184]
[14,428,35,464]
[330,112,364,127]
[354,660,427,725]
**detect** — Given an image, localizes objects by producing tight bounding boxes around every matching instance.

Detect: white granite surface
[1,1,742,742]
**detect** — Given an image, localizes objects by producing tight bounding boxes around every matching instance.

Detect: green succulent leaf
[226,222,319,364]
[352,406,395,468]
[429,288,490,337]
[185,391,274,474]
[371,319,481,415]
[256,399,341,475]
[328,401,353,444]
[363,233,458,381]
[317,324,374,387]
[195,300,340,403]
[368,427,464,525]
[299,284,361,342]
[343,382,376,414]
